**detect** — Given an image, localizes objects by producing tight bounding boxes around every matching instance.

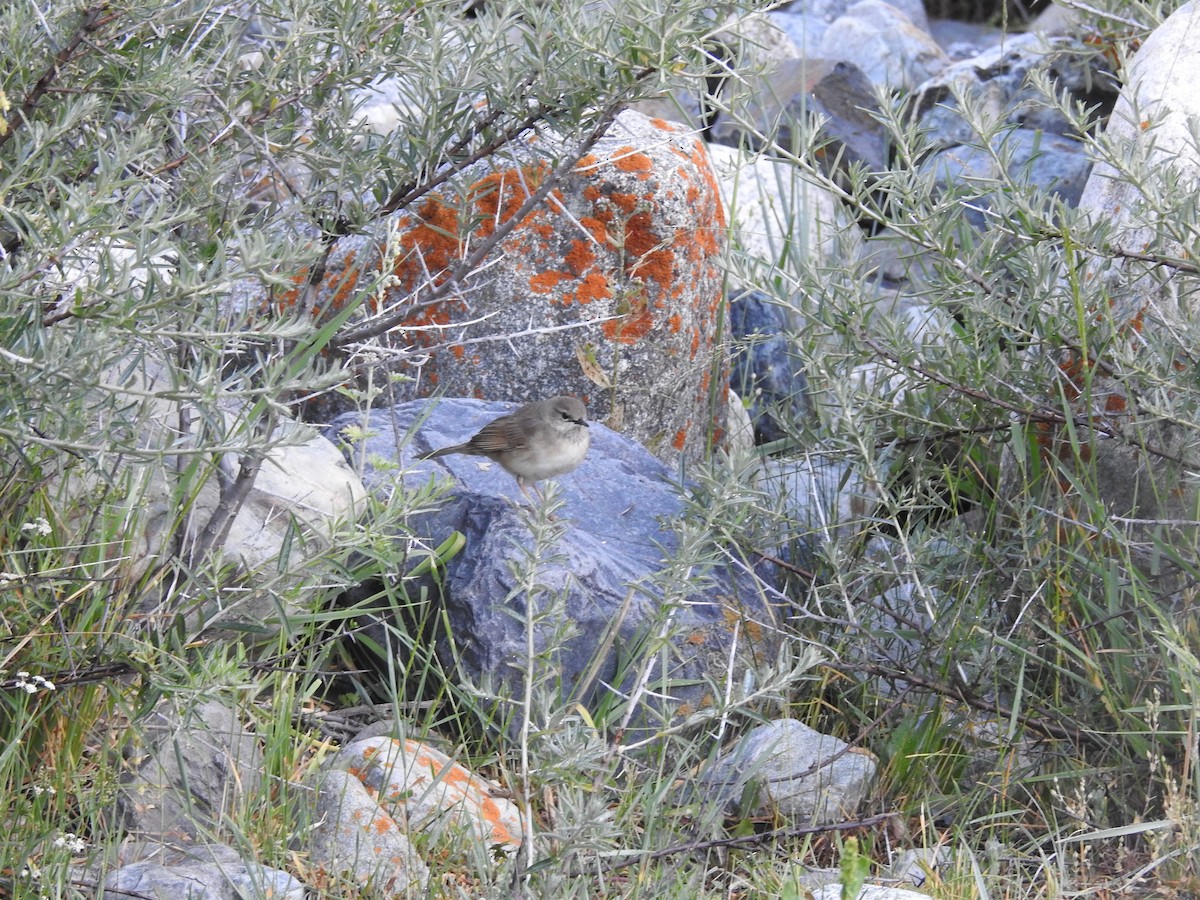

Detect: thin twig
[838,661,1104,749]
[859,333,1197,468]
[1055,0,1149,30]
[592,811,901,875]
[331,100,630,349]
[0,3,116,152]
[0,659,139,692]
[1106,245,1200,278]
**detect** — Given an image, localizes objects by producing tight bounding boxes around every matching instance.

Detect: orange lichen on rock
[391,739,520,847]
[529,270,572,294]
[608,191,640,214]
[677,138,727,254]
[276,267,311,309]
[575,271,611,304]
[565,238,596,276]
[396,197,462,291]
[720,606,753,638]
[1128,304,1145,334]
[624,210,669,263]
[402,295,460,349]
[672,426,688,452]
[470,164,554,237]
[603,293,654,344]
[613,146,654,178]
[1057,356,1086,403]
[327,253,364,312]
[579,215,608,245]
[477,798,517,846]
[372,815,393,835]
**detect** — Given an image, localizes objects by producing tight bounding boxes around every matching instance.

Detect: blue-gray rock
[927,18,1005,59]
[328,399,783,735]
[730,291,810,443]
[699,718,877,823]
[767,10,829,57]
[817,0,946,90]
[116,700,262,842]
[914,35,1118,150]
[103,843,304,900]
[782,0,927,31]
[925,128,1092,228]
[709,58,887,175]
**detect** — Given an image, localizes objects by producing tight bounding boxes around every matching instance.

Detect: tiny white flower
[53,832,87,853]
[10,672,55,694]
[20,517,51,536]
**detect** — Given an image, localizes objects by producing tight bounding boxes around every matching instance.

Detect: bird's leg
[517,478,541,505]
[516,478,557,519]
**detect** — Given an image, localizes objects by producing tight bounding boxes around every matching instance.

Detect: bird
[419,396,591,502]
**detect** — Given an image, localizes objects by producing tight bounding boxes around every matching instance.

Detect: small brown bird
[420,396,591,502]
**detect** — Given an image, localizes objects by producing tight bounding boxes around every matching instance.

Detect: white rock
[1078,0,1200,328]
[701,719,878,823]
[61,356,366,634]
[708,143,861,285]
[811,885,936,900]
[331,736,523,849]
[819,0,947,89]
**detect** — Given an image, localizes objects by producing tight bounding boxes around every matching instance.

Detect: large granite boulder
[292,109,728,465]
[329,398,785,736]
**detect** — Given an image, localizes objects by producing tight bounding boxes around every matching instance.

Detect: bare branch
[331,101,629,349]
[592,812,902,875]
[187,450,265,565]
[858,332,1199,468]
[0,3,116,151]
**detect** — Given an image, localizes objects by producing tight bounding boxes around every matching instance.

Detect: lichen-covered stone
[332,737,522,850]
[283,110,728,464]
[308,769,430,896]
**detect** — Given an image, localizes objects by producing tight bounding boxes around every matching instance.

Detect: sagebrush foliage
[2,0,1199,894]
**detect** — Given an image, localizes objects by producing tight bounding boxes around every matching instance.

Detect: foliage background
[2,0,1199,895]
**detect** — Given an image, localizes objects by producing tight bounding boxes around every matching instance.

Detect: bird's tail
[418,444,462,460]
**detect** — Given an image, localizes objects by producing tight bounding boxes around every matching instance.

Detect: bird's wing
[467,414,526,453]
